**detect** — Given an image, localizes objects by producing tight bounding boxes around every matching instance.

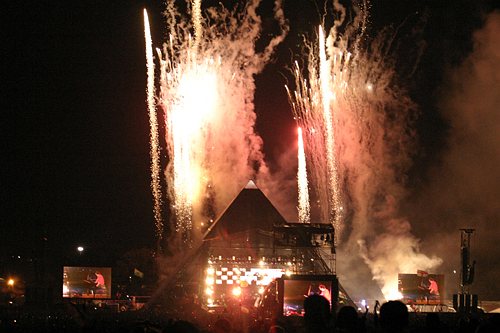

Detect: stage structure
[175,181,337,311]
[453,228,478,313]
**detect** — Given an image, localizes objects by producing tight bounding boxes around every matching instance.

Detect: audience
[1,298,499,333]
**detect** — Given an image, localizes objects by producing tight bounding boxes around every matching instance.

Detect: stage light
[206,277,214,285]
[232,287,242,297]
[207,267,215,275]
[77,246,84,254]
[205,287,213,295]
[7,278,14,287]
[259,260,265,266]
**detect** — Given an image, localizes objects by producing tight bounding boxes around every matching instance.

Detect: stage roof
[203,180,286,240]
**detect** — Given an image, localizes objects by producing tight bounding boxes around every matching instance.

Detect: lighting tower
[460,229,475,293]
[454,228,477,313]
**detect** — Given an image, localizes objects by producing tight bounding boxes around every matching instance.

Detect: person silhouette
[379,300,409,333]
[303,294,332,333]
[336,305,359,333]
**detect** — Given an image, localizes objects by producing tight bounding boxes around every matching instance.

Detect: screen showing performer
[398,272,444,305]
[283,279,333,316]
[63,266,111,299]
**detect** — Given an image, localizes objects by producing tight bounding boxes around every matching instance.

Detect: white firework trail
[297,127,310,223]
[319,26,343,231]
[143,9,163,242]
[191,0,202,50]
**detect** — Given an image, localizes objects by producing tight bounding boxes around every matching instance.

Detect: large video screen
[282,278,334,316]
[63,266,112,299]
[398,273,444,305]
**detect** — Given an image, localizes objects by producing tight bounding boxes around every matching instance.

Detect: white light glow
[232,287,242,297]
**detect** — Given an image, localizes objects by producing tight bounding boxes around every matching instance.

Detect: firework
[146,1,287,243]
[144,10,163,243]
[288,0,441,299]
[297,127,310,223]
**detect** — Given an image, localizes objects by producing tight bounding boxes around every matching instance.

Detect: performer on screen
[428,277,439,299]
[95,271,106,291]
[95,272,105,287]
[86,271,106,295]
[318,284,331,304]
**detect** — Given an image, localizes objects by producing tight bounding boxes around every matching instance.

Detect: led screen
[283,279,333,316]
[63,266,112,299]
[398,273,444,305]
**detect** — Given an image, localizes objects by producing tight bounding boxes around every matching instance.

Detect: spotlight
[232,287,242,297]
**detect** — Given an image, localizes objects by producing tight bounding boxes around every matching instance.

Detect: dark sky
[3,0,499,296]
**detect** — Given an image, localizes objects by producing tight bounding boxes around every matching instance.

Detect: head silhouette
[303,294,331,332]
[379,300,408,332]
[336,305,358,331]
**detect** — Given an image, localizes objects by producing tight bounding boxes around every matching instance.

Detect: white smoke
[256,143,298,222]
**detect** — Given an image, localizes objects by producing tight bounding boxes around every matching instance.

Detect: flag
[133,268,144,279]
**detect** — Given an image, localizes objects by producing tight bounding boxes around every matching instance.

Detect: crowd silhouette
[1,298,499,332]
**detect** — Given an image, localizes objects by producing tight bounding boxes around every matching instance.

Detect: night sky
[3,1,499,298]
